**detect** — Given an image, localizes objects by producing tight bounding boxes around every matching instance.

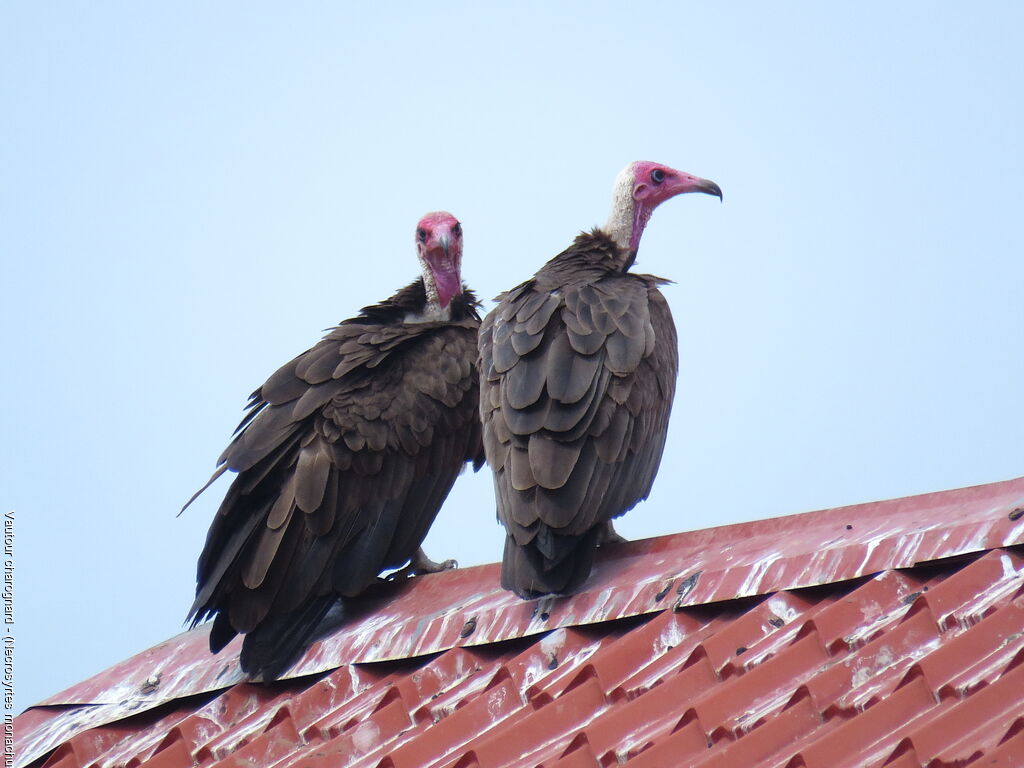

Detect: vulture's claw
[386,548,458,581]
[598,521,627,546]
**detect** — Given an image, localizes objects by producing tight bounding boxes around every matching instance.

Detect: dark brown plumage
[479,232,676,597]
[479,162,720,599]
[188,213,482,678]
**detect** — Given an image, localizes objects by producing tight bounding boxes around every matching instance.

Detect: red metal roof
[17,476,1024,768]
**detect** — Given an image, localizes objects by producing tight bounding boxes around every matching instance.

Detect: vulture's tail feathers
[500,525,603,600]
[208,612,238,654]
[239,595,340,680]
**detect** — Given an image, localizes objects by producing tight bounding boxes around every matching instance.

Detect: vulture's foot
[597,521,628,546]
[387,548,458,581]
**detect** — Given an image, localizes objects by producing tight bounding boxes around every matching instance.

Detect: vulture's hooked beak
[437,235,451,260]
[427,234,461,309]
[677,174,723,202]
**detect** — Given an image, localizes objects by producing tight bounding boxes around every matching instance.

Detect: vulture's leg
[598,521,628,546]
[386,547,458,581]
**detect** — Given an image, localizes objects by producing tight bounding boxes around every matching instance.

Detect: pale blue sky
[5,3,1022,712]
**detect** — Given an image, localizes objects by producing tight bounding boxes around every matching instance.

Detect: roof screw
[1009,508,1024,521]
[140,673,160,693]
[460,617,477,638]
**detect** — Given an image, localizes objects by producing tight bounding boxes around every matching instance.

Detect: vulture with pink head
[479,162,721,599]
[187,212,482,678]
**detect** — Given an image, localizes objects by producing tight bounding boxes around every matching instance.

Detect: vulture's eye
[452,223,462,237]
[417,228,427,241]
[650,168,666,184]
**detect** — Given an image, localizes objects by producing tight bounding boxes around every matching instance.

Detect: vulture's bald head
[605,161,722,254]
[416,211,464,310]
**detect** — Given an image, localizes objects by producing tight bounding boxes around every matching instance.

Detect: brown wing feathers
[189,282,481,678]
[480,232,678,598]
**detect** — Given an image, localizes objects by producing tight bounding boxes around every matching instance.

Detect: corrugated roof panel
[17,476,1024,768]
[623,716,713,768]
[461,677,608,768]
[386,676,530,768]
[700,630,830,738]
[788,676,949,768]
[574,661,709,763]
[982,725,1024,767]
[286,694,412,768]
[691,694,825,768]
[919,602,1024,698]
[208,711,300,768]
[796,568,923,653]
[137,733,192,768]
[610,614,727,700]
[903,657,1024,763]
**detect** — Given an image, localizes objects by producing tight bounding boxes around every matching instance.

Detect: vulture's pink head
[606,161,722,253]
[416,211,463,309]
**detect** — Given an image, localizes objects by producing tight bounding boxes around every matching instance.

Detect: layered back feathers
[479,232,678,598]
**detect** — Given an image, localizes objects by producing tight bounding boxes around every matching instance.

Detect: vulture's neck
[404,263,453,324]
[603,175,649,264]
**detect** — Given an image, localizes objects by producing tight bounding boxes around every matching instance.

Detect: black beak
[695,178,723,201]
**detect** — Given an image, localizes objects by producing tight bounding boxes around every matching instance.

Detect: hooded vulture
[479,162,721,599]
[187,211,483,678]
